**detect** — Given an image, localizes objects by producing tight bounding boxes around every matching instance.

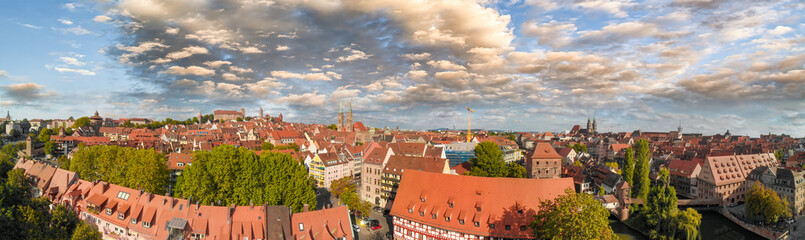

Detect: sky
[0,0,803,136]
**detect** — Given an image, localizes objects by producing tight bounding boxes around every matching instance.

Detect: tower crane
[465,107,476,143]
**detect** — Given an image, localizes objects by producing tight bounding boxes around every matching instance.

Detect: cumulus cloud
[165,46,209,60]
[62,26,91,35]
[58,18,73,25]
[59,56,85,66]
[1,83,57,103]
[277,91,328,107]
[93,15,112,22]
[163,66,216,76]
[271,71,334,81]
[521,20,577,48]
[276,45,290,51]
[0,70,7,78]
[427,60,466,71]
[336,47,371,62]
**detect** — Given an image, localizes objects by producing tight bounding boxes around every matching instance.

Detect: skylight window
[117,191,130,200]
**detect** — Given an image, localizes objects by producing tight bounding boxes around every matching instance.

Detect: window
[178,162,185,167]
[520,226,527,231]
[131,218,137,224]
[445,217,451,222]
[409,209,413,213]
[118,212,125,220]
[459,220,465,225]
[432,214,437,219]
[474,221,480,227]
[143,221,151,228]
[299,223,304,231]
[505,225,511,230]
[489,224,495,229]
[117,191,130,200]
[106,208,112,215]
[420,211,425,216]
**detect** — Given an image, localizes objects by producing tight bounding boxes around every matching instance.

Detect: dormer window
[118,212,125,220]
[459,219,465,225]
[131,218,137,224]
[298,223,304,231]
[143,221,151,228]
[520,226,527,231]
[106,208,112,215]
[505,225,511,230]
[474,221,480,227]
[445,217,451,222]
[432,214,437,219]
[489,224,495,229]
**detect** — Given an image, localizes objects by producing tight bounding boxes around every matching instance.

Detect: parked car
[373,206,383,213]
[385,231,393,239]
[352,224,360,233]
[370,219,382,230]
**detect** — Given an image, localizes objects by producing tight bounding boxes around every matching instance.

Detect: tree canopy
[570,143,587,153]
[0,168,92,240]
[72,117,91,128]
[530,189,616,240]
[746,183,791,223]
[69,145,170,194]
[467,141,525,178]
[632,139,650,200]
[622,146,635,186]
[175,145,316,212]
[330,177,370,215]
[642,185,702,240]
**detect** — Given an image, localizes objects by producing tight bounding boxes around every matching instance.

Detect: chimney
[303,204,309,212]
[250,200,254,210]
[227,204,236,224]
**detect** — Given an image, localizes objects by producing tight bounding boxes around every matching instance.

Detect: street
[355,210,393,240]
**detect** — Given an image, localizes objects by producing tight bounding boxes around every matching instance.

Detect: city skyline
[1,0,804,136]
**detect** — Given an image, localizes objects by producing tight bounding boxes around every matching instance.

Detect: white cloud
[19,23,41,30]
[163,66,216,76]
[59,56,85,66]
[277,91,328,107]
[229,66,253,74]
[58,18,73,25]
[521,20,577,48]
[271,70,334,81]
[203,60,231,68]
[54,67,96,75]
[276,45,290,51]
[165,27,180,34]
[240,46,263,54]
[768,26,793,35]
[336,48,371,62]
[0,70,8,78]
[93,15,112,23]
[165,46,209,60]
[63,26,91,35]
[402,53,431,61]
[222,73,244,81]
[63,3,79,11]
[427,60,466,71]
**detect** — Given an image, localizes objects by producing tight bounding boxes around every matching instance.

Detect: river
[610,210,766,240]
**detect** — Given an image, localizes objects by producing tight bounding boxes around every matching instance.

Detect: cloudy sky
[1,0,803,136]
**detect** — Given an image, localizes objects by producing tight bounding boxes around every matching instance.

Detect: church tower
[337,102,345,131]
[259,107,264,119]
[345,100,354,132]
[592,117,597,133]
[586,116,592,131]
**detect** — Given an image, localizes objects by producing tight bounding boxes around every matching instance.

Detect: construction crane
[465,107,476,143]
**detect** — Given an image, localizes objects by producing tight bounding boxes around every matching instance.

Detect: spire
[5,111,9,119]
[349,99,352,112]
[677,120,682,133]
[339,101,343,113]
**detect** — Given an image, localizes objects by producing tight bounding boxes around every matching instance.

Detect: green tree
[622,146,635,186]
[72,117,91,128]
[71,221,102,240]
[775,149,784,162]
[121,120,134,128]
[605,162,621,174]
[50,205,80,239]
[2,143,19,159]
[507,134,516,141]
[44,141,55,156]
[69,145,170,194]
[37,128,52,142]
[574,160,582,166]
[468,141,507,177]
[643,185,702,240]
[632,139,650,200]
[10,129,21,139]
[327,124,337,130]
[261,142,274,151]
[175,145,316,212]
[57,155,70,170]
[570,143,587,153]
[659,167,670,187]
[506,163,527,178]
[330,176,355,198]
[746,183,791,223]
[275,143,300,152]
[236,117,243,122]
[530,189,616,240]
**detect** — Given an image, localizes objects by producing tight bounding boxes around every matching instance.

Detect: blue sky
[1,0,804,136]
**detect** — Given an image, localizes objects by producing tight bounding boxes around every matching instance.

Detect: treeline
[175,145,316,213]
[69,145,170,194]
[0,168,101,240]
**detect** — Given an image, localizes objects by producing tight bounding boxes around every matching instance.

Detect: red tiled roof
[390,170,574,238]
[528,142,561,159]
[383,156,448,175]
[291,206,353,240]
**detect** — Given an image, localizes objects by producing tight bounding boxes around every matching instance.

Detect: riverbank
[609,210,766,240]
